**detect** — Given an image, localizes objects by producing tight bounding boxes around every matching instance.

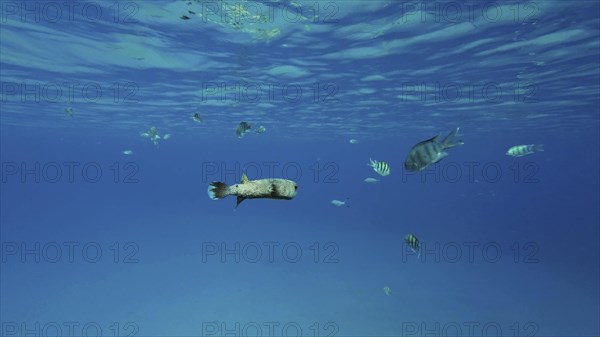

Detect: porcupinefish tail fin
[442,127,464,149]
[208,182,229,200]
[534,144,544,152]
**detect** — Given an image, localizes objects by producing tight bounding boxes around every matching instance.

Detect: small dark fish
[404,128,464,172]
[208,173,298,208]
[180,15,190,20]
[192,112,202,123]
[236,121,252,138]
[404,234,420,257]
[188,10,196,14]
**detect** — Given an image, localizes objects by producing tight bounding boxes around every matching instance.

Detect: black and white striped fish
[404,128,464,172]
[404,234,420,257]
[368,158,391,176]
[506,144,543,157]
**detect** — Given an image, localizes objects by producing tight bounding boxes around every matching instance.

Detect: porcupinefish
[208,172,298,208]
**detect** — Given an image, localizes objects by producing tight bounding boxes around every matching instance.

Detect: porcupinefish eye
[294,185,298,190]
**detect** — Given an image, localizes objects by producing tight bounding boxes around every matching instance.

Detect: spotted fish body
[506,144,543,157]
[208,173,298,207]
[404,128,464,172]
[368,158,391,176]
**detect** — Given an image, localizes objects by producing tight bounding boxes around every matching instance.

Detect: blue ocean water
[1,0,599,336]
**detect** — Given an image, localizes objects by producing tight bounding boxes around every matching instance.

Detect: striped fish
[404,128,464,172]
[506,144,543,157]
[368,158,391,176]
[404,234,420,257]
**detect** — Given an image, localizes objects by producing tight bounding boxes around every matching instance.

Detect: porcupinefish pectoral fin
[241,172,249,184]
[236,196,246,208]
